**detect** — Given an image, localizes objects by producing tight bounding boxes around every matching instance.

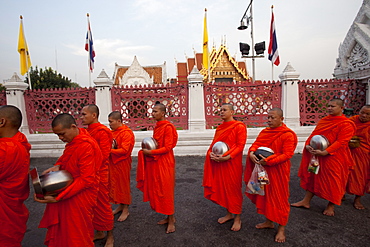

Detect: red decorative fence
[111,83,188,130]
[204,80,282,128]
[0,91,6,106]
[24,88,96,133]
[299,79,367,126]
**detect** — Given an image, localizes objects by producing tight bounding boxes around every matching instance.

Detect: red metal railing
[298,79,367,125]
[111,83,188,130]
[203,80,282,128]
[0,91,6,106]
[24,87,95,133]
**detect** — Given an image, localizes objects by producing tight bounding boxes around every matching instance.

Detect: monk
[36,113,102,247]
[244,108,297,243]
[346,105,370,209]
[291,98,356,216]
[108,111,135,221]
[203,103,246,231]
[81,104,114,247]
[0,105,31,247]
[136,103,178,233]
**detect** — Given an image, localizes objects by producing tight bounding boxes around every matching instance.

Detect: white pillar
[279,63,301,128]
[94,69,113,125]
[4,72,30,134]
[187,66,206,132]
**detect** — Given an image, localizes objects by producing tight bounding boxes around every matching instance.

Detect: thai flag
[268,9,280,66]
[85,17,95,72]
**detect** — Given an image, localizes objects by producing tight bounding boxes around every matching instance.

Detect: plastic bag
[307,155,320,174]
[246,163,269,196]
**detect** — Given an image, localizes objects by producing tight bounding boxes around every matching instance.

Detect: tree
[0,83,5,91]
[25,66,80,89]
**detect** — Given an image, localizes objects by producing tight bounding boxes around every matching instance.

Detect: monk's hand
[306,145,314,154]
[34,194,58,203]
[312,149,329,156]
[218,154,231,162]
[142,149,151,156]
[42,165,60,175]
[249,152,259,164]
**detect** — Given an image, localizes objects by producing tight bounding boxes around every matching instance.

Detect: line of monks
[0,98,369,246]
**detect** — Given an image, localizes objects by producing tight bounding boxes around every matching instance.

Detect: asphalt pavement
[23,155,370,247]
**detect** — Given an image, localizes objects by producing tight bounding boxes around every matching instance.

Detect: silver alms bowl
[212,141,229,155]
[40,170,74,195]
[254,147,274,160]
[141,137,158,150]
[310,135,329,151]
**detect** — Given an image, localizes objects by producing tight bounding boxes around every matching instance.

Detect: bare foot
[157,218,169,225]
[231,216,241,231]
[291,200,310,209]
[323,203,335,216]
[117,211,130,222]
[166,216,176,234]
[94,231,106,241]
[112,205,123,215]
[218,213,234,224]
[256,221,274,229]
[353,196,365,210]
[275,225,286,243]
[105,230,114,247]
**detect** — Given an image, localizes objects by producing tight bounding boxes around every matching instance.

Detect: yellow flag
[202,8,209,70]
[18,16,32,75]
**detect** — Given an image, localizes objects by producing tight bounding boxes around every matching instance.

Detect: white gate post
[94,69,113,125]
[3,72,30,134]
[279,63,301,128]
[187,66,206,132]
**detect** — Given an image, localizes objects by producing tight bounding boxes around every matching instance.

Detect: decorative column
[187,66,206,132]
[279,63,301,128]
[94,69,113,125]
[4,72,30,134]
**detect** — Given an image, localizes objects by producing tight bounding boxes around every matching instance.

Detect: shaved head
[108,111,122,121]
[270,107,283,117]
[52,113,77,129]
[85,104,100,118]
[329,98,344,107]
[222,103,234,111]
[0,105,22,129]
[154,103,166,113]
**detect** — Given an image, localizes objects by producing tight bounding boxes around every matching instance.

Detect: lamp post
[238,0,264,82]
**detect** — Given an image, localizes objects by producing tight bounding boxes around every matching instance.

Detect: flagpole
[271,63,274,81]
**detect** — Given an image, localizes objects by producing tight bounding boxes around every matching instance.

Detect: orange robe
[0,132,30,247]
[136,120,178,215]
[87,122,114,231]
[244,124,297,226]
[109,125,135,205]
[203,120,246,214]
[346,115,370,196]
[39,128,102,247]
[298,115,356,205]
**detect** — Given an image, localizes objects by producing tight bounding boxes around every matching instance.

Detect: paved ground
[24,155,370,247]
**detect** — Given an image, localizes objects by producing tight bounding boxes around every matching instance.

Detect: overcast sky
[0,0,363,88]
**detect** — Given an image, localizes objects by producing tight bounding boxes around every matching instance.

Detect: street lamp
[237,0,265,82]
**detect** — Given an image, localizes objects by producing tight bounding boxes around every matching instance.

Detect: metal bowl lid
[212,141,229,155]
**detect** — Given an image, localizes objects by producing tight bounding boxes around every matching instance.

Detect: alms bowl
[141,137,158,150]
[310,135,329,151]
[40,170,73,195]
[254,147,274,160]
[212,141,229,155]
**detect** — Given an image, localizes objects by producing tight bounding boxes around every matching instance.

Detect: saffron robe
[298,114,356,205]
[346,115,370,196]
[203,120,247,214]
[136,120,178,215]
[39,128,102,247]
[244,124,297,226]
[87,122,114,231]
[0,132,30,247]
[109,125,135,205]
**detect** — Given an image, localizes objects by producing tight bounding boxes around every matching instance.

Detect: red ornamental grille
[24,87,96,133]
[0,91,6,106]
[111,84,188,131]
[298,79,367,126]
[204,80,282,128]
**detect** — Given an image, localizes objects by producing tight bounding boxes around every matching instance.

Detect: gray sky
[0,0,363,87]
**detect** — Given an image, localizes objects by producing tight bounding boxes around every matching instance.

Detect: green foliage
[25,66,80,89]
[0,83,5,91]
